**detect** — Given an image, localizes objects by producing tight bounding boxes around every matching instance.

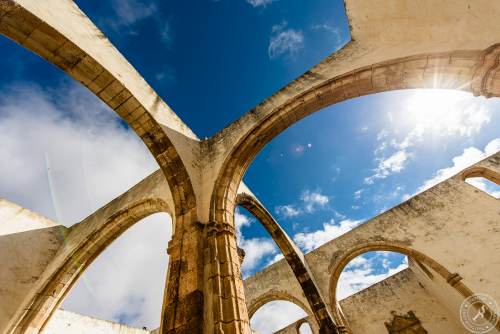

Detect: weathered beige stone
[1,0,500,333]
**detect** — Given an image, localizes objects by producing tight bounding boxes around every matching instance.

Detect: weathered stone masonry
[0,0,500,333]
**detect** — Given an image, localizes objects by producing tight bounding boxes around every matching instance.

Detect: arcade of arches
[1,0,500,334]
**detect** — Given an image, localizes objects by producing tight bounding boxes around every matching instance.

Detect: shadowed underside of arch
[237,193,338,333]
[211,44,500,226]
[8,198,171,334]
[0,0,196,217]
[328,242,500,332]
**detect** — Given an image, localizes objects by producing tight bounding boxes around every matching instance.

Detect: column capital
[472,43,500,98]
[205,220,237,237]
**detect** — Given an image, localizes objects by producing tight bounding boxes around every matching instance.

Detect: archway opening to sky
[234,206,285,278]
[46,212,172,331]
[336,251,407,300]
[240,89,500,278]
[250,300,308,334]
[464,177,500,199]
[298,321,313,334]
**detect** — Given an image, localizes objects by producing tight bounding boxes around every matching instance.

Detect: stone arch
[0,1,196,217]
[249,294,320,334]
[8,198,172,334]
[327,241,500,332]
[296,318,315,334]
[461,166,500,186]
[236,193,336,332]
[247,290,313,320]
[210,44,500,229]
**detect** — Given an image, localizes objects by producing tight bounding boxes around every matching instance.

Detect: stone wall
[43,310,152,334]
[339,265,467,334]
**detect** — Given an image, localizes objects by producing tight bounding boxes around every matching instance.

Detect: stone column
[204,221,252,334]
[160,211,205,334]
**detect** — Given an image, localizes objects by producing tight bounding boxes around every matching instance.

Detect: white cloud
[239,237,277,276]
[159,21,173,46]
[250,301,307,334]
[405,138,499,198]
[0,82,167,329]
[110,0,157,27]
[311,23,344,48]
[275,189,329,219]
[268,22,304,59]
[106,0,174,48]
[0,83,157,225]
[235,210,253,232]
[400,90,492,139]
[337,253,408,300]
[367,90,494,186]
[234,210,279,277]
[364,150,410,185]
[466,177,500,199]
[331,167,341,182]
[63,213,171,329]
[266,253,285,266]
[293,219,362,253]
[354,189,363,199]
[275,204,301,218]
[301,190,329,213]
[247,0,276,8]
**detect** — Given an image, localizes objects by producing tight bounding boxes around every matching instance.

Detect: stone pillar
[160,211,205,334]
[204,221,251,334]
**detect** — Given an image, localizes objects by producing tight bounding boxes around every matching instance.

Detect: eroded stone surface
[0,0,500,333]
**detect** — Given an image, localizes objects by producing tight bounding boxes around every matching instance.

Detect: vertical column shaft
[161,210,205,334]
[204,221,251,334]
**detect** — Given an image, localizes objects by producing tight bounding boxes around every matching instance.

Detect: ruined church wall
[339,267,467,334]
[304,160,500,308]
[0,199,67,332]
[42,310,151,334]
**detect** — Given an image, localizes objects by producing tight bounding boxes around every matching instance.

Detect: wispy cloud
[366,90,493,187]
[106,0,174,48]
[275,204,301,218]
[354,189,363,200]
[110,0,157,27]
[275,189,330,218]
[235,210,279,277]
[293,219,362,252]
[301,189,329,213]
[250,301,307,334]
[247,0,277,8]
[337,253,407,300]
[311,23,345,49]
[402,138,500,200]
[268,22,304,59]
[0,82,165,328]
[364,150,411,185]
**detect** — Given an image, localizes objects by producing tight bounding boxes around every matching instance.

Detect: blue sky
[0,0,499,333]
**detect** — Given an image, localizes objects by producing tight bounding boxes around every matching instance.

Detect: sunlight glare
[400,89,490,139]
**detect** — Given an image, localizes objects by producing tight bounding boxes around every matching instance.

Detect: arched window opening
[465,177,500,199]
[45,212,172,332]
[250,300,308,334]
[240,88,500,270]
[337,251,407,300]
[297,321,313,334]
[331,246,497,333]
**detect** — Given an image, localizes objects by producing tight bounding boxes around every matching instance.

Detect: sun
[400,89,490,138]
